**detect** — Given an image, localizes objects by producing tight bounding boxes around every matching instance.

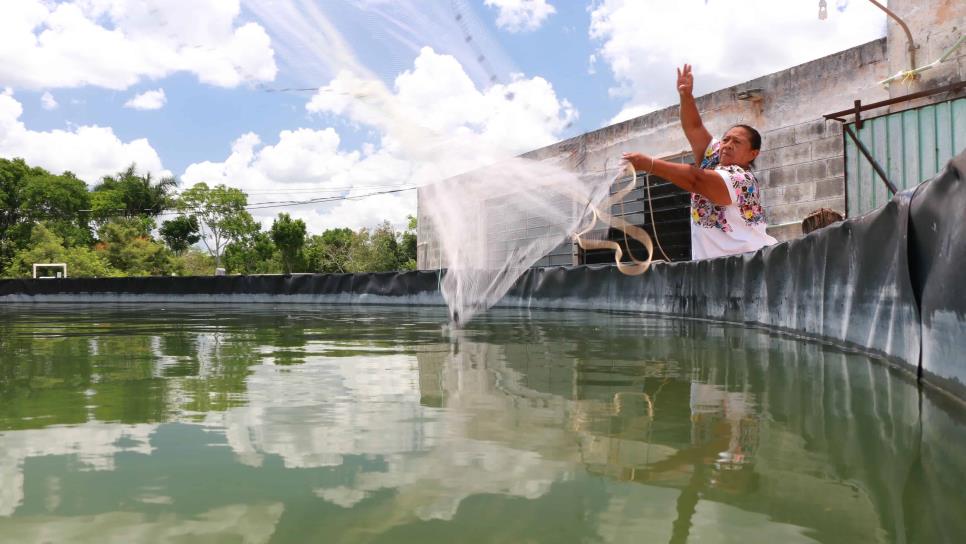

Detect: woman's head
[719,124,761,169]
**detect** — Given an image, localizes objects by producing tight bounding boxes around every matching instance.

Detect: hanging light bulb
[819,0,828,20]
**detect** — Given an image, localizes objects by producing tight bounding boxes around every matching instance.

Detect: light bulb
[819,0,828,20]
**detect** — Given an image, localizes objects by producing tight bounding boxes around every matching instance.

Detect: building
[418,0,965,269]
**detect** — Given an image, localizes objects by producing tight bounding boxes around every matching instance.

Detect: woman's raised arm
[677,64,712,165]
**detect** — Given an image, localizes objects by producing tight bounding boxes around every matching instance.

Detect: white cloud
[124,88,166,110]
[589,0,886,120]
[308,48,575,164]
[0,91,168,183]
[182,47,574,235]
[0,0,277,91]
[485,0,557,33]
[40,91,57,110]
[180,129,415,234]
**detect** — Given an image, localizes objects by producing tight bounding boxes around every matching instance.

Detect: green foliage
[96,218,177,276]
[1,158,93,274]
[5,223,116,278]
[224,231,278,275]
[346,221,406,273]
[173,249,216,277]
[91,164,176,224]
[270,213,307,273]
[400,215,417,271]
[19,171,93,247]
[159,215,201,254]
[304,228,353,273]
[177,182,255,269]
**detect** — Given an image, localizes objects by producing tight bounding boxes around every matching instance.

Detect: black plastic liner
[2,150,964,399]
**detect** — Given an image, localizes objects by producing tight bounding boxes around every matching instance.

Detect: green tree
[6,223,115,278]
[91,164,176,224]
[223,230,278,275]
[400,215,417,271]
[177,182,255,270]
[20,171,93,247]
[97,218,177,276]
[304,228,353,273]
[159,215,201,255]
[175,249,216,277]
[1,158,70,273]
[270,213,306,273]
[346,221,404,272]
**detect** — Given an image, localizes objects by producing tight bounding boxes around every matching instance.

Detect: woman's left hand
[622,152,651,171]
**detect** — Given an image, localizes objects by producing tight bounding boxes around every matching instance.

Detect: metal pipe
[866,0,917,72]
[878,34,966,87]
[823,80,966,120]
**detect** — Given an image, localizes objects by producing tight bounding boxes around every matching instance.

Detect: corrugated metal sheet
[845,97,965,216]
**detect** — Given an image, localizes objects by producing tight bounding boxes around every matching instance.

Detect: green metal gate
[845,97,966,216]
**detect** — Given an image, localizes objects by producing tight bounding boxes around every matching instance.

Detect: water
[0,304,963,543]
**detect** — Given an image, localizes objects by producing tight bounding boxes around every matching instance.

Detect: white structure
[32,263,67,279]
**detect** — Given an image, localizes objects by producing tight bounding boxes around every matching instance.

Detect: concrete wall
[883,0,966,100]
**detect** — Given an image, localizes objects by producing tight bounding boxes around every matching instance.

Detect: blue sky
[1,0,885,233]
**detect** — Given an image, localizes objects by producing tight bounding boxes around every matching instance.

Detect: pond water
[0,304,963,543]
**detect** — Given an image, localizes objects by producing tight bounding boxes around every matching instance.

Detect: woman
[623,64,777,260]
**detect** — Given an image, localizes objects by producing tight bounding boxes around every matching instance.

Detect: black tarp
[2,150,964,400]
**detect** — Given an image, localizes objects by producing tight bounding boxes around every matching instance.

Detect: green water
[0,304,963,544]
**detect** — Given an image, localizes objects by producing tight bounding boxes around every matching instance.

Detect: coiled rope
[573,160,671,275]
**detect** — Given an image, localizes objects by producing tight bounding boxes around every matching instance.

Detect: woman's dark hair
[732,124,762,169]
[732,124,762,150]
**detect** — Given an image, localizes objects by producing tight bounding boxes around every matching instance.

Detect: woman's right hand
[677,64,694,96]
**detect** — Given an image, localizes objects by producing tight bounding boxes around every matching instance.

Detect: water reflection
[0,304,963,543]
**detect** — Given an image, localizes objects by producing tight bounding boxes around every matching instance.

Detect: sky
[0,0,887,234]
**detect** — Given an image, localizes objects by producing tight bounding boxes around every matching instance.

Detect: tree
[19,171,93,247]
[304,228,353,273]
[346,221,404,272]
[223,230,277,275]
[177,182,255,270]
[97,218,177,276]
[270,213,306,273]
[1,158,52,273]
[400,215,417,270]
[159,215,201,255]
[5,223,116,278]
[91,164,176,222]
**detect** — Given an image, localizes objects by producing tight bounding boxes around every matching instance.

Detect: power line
[1,186,417,221]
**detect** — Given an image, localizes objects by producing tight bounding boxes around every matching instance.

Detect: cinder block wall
[756,119,846,239]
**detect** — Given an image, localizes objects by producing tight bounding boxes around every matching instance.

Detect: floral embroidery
[691,140,766,231]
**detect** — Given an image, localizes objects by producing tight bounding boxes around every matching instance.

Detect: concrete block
[814,197,845,214]
[766,203,798,225]
[814,178,845,200]
[795,160,828,183]
[828,157,845,177]
[758,141,811,169]
[766,222,802,241]
[548,254,573,266]
[811,135,843,160]
[762,186,784,206]
[761,125,797,151]
[782,183,817,202]
[765,166,796,188]
[526,226,548,239]
[508,228,527,241]
[526,217,549,229]
[794,119,828,143]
